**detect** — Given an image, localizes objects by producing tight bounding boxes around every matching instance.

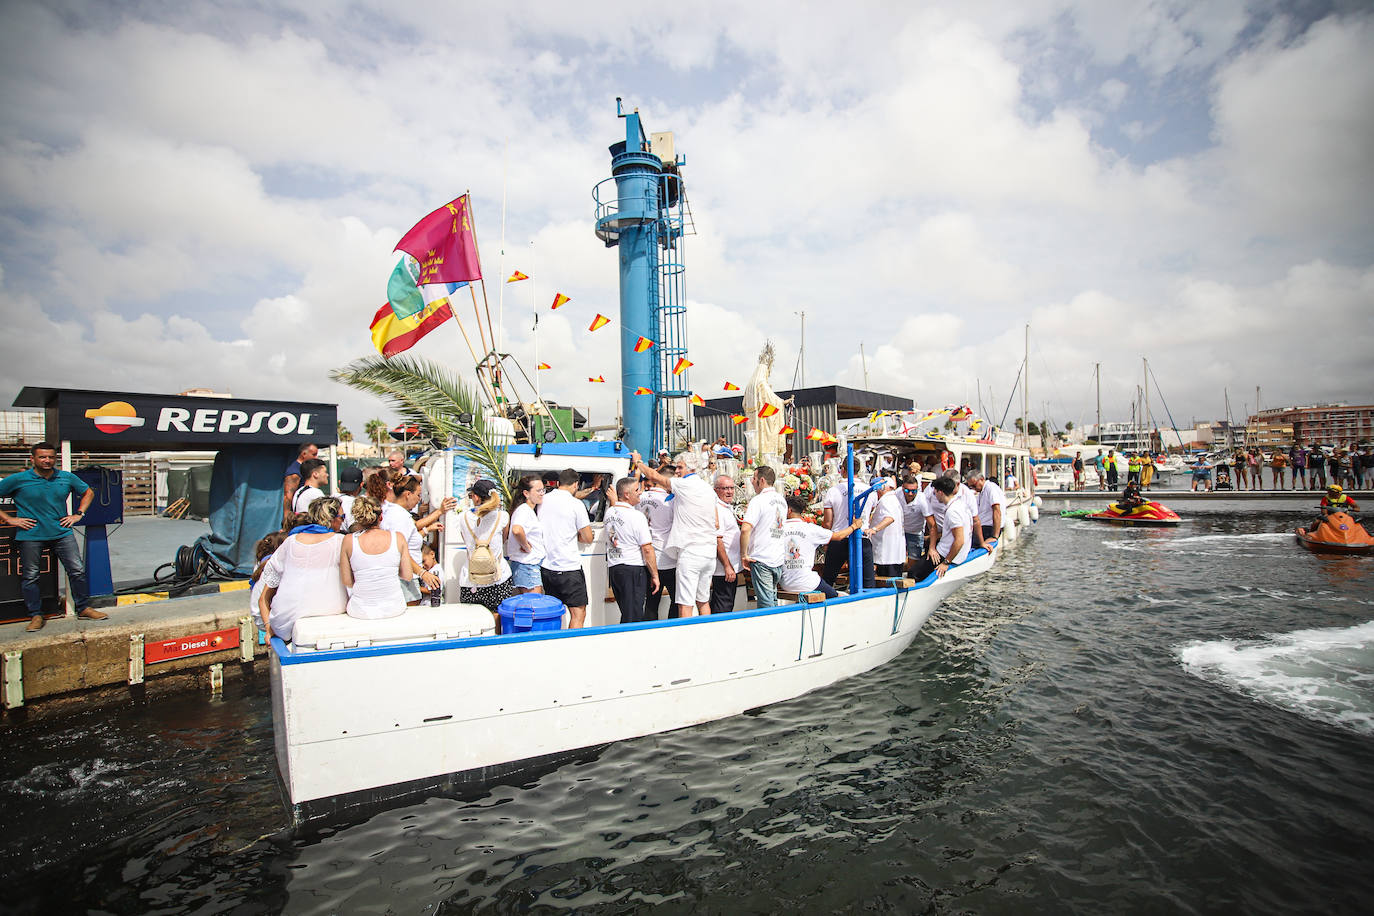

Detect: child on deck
[420,544,443,606]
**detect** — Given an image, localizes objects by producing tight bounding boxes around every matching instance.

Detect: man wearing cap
[1320,485,1358,513]
[337,465,364,530]
[0,442,108,630]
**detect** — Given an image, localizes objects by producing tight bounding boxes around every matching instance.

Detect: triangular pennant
[672,357,693,376]
[550,292,570,310]
[757,404,779,418]
[588,314,611,332]
[507,270,529,283]
[689,394,705,407]
[537,362,551,370]
[730,414,748,425]
[634,387,653,395]
[588,375,605,383]
[723,382,740,391]
[779,426,796,435]
[633,336,654,353]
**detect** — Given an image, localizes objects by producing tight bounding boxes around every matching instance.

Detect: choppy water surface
[3,503,1372,914]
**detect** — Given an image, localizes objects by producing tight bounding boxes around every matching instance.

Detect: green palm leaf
[331,356,510,504]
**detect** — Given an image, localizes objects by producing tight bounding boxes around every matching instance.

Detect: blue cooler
[498,594,566,634]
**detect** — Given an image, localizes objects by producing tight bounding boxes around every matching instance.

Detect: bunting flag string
[672,357,693,376]
[689,394,705,407]
[730,414,748,425]
[588,313,611,332]
[757,404,779,418]
[779,425,796,435]
[633,336,654,353]
[507,270,529,283]
[550,292,570,309]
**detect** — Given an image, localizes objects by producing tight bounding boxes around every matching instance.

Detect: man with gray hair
[964,468,1006,543]
[603,477,658,624]
[740,465,787,607]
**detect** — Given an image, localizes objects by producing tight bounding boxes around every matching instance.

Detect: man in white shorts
[631,450,718,617]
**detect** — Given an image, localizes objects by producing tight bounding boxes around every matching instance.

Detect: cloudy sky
[1,0,1371,440]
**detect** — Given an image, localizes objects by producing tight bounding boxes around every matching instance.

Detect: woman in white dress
[340,495,412,620]
[258,497,347,642]
[505,475,546,594]
[457,479,516,616]
[378,472,448,606]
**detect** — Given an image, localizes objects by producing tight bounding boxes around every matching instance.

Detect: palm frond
[331,356,510,504]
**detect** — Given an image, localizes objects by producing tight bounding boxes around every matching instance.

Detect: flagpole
[498,141,508,356]
[462,190,503,413]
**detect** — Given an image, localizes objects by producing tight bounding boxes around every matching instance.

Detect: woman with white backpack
[458,479,516,617]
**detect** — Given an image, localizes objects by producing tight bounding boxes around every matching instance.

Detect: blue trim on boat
[271,545,991,667]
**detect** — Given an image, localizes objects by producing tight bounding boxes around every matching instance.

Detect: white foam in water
[1178,621,1374,735]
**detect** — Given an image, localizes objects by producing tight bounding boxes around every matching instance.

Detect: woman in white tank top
[258,497,347,642]
[341,495,413,620]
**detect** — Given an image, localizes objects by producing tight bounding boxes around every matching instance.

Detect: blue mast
[593,99,689,456]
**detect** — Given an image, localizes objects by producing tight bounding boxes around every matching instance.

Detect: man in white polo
[965,469,1007,543]
[539,468,595,628]
[631,450,718,618]
[914,476,972,580]
[740,465,787,607]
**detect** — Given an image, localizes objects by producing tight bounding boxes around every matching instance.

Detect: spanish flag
[757,404,779,418]
[672,357,693,376]
[806,427,827,441]
[537,362,551,370]
[633,336,654,353]
[588,375,605,383]
[634,387,652,395]
[689,393,705,407]
[779,426,796,435]
[723,381,740,391]
[730,414,748,425]
[550,292,570,310]
[507,270,528,283]
[588,313,611,332]
[370,296,452,358]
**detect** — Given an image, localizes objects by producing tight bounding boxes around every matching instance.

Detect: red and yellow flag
[550,293,569,310]
[757,404,779,418]
[806,427,827,441]
[506,270,528,283]
[672,357,693,376]
[537,362,551,370]
[369,299,452,358]
[588,375,605,383]
[723,381,740,391]
[633,336,654,353]
[689,393,705,407]
[634,387,652,395]
[779,425,796,435]
[730,414,748,425]
[588,314,611,332]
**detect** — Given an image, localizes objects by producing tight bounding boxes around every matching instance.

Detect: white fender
[1017,503,1030,528]
[1003,515,1018,541]
[1029,503,1040,522]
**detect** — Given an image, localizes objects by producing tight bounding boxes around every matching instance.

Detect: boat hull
[271,549,994,821]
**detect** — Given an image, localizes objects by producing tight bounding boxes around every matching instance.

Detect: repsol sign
[55,392,338,448]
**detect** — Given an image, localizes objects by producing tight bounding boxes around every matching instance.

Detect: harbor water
[2,503,1372,913]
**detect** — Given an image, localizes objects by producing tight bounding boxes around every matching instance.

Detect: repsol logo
[156,408,318,436]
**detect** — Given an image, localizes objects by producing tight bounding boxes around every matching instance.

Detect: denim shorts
[509,560,542,589]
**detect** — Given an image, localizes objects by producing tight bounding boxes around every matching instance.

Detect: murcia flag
[634,387,653,395]
[550,293,570,310]
[689,394,705,407]
[588,314,611,332]
[588,376,605,383]
[757,404,779,418]
[393,194,483,286]
[537,362,551,370]
[672,357,693,376]
[507,270,529,283]
[633,336,654,353]
[723,381,740,391]
[730,414,748,425]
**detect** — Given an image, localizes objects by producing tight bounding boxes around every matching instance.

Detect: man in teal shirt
[0,442,107,631]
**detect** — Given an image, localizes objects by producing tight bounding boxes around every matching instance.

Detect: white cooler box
[290,604,497,651]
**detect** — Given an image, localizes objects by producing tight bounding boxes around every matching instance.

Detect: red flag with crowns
[394,194,483,285]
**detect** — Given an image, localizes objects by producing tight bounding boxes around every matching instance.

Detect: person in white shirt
[291,458,329,515]
[339,495,411,620]
[603,477,659,624]
[505,475,546,594]
[898,473,931,563]
[965,469,1006,543]
[258,497,347,642]
[820,474,876,590]
[380,474,450,606]
[710,475,742,614]
[337,465,364,531]
[740,466,788,608]
[869,474,907,579]
[456,479,515,616]
[539,468,595,628]
[913,476,972,580]
[637,477,675,618]
[781,495,862,600]
[631,450,718,618]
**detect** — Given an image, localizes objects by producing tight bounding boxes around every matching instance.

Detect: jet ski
[1074,500,1182,527]
[1296,511,1374,552]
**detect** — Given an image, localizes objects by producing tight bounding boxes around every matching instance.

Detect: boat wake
[1177,621,1374,735]
[1102,532,1289,553]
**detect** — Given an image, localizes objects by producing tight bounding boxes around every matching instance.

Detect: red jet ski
[1078,500,1182,527]
[1296,511,1374,552]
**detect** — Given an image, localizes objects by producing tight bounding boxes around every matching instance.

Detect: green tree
[337,421,353,442]
[1065,421,1075,432]
[364,418,389,450]
[333,356,509,503]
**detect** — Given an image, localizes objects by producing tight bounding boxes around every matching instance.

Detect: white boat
[268,440,999,822]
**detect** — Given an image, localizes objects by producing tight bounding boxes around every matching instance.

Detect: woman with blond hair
[380,471,454,605]
[457,479,515,615]
[257,497,346,642]
[340,495,412,620]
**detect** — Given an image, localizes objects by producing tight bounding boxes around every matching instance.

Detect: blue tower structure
[593,99,691,457]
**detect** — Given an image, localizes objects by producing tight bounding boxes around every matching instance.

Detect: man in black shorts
[538,468,594,627]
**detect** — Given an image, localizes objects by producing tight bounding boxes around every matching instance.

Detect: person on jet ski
[1309,485,1360,534]
[1117,482,1147,514]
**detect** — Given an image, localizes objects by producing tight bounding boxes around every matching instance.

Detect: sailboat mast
[1094,362,1101,442]
[1023,324,1029,450]
[1143,357,1151,453]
